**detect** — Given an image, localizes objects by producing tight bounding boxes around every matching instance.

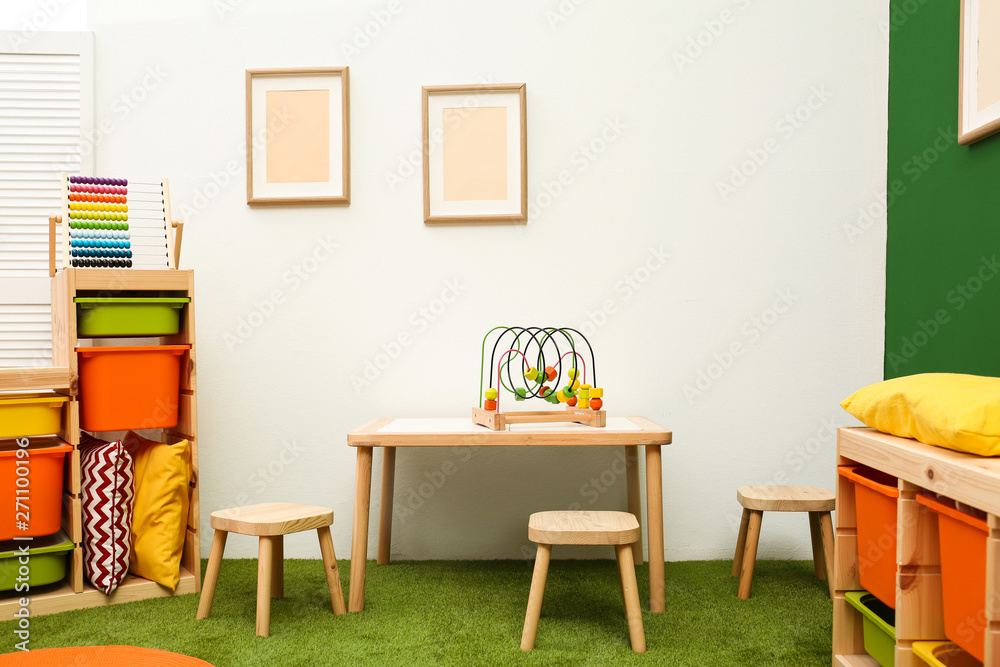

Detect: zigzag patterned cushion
[80,433,135,595]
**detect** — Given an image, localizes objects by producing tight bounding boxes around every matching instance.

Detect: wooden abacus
[473,326,607,431]
[48,173,184,275]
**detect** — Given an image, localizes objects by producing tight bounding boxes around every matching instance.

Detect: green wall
[885,0,1000,378]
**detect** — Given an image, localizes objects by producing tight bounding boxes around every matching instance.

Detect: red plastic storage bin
[0,438,73,540]
[77,345,190,432]
[839,465,900,609]
[916,493,987,662]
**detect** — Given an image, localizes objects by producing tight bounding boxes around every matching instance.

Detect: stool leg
[317,526,347,615]
[256,536,275,637]
[615,544,647,653]
[737,510,763,600]
[272,535,284,599]
[819,511,835,599]
[196,529,227,620]
[520,544,552,651]
[808,511,826,581]
[732,508,751,577]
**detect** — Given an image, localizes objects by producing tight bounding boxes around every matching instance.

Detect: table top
[347,415,671,447]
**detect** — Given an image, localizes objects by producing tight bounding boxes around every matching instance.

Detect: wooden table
[346,415,672,613]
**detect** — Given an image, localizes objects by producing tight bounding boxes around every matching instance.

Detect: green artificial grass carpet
[0,559,832,666]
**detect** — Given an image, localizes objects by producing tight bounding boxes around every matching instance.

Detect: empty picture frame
[423,83,526,224]
[246,67,350,204]
[960,0,1000,144]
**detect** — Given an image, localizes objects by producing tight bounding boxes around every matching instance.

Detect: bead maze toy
[474,326,606,431]
[48,173,184,275]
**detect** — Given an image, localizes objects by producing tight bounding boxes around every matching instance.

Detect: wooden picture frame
[246,67,350,205]
[960,0,1000,144]
[422,83,527,224]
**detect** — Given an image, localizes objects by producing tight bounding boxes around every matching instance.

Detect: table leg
[645,444,664,612]
[349,446,374,612]
[625,445,643,566]
[377,447,396,565]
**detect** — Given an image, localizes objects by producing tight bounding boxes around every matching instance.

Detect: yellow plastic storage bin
[0,394,68,438]
[912,641,982,667]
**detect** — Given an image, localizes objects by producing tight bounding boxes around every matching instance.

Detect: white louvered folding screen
[0,32,93,368]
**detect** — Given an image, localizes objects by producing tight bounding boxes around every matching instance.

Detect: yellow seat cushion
[841,373,1000,456]
[124,431,191,590]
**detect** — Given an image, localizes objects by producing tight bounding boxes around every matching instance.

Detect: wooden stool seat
[736,486,835,513]
[528,510,641,545]
[210,502,333,536]
[732,486,835,600]
[521,511,646,653]
[197,502,346,637]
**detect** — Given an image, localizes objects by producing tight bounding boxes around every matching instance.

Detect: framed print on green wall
[960,0,1000,144]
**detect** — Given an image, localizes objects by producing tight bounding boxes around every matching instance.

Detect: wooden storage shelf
[834,655,881,667]
[0,567,197,618]
[0,268,201,621]
[833,426,1000,667]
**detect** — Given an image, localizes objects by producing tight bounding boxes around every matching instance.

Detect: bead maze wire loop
[473,326,605,430]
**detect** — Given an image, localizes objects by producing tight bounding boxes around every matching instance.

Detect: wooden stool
[732,486,835,600]
[521,511,646,653]
[196,502,347,637]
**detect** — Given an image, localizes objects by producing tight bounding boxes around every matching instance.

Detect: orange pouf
[2,645,215,666]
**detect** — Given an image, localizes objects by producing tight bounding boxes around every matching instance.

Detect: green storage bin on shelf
[846,591,896,667]
[0,531,73,590]
[75,297,190,337]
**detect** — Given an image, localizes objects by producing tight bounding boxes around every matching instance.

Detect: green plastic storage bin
[846,591,896,667]
[0,531,73,590]
[75,297,190,337]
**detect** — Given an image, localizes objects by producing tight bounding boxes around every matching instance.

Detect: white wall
[0,0,87,33]
[85,0,887,561]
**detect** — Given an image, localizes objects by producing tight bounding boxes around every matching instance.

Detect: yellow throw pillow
[123,431,191,590]
[841,373,1000,456]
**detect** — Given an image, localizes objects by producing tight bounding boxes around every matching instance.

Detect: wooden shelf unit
[0,268,201,620]
[833,426,1000,667]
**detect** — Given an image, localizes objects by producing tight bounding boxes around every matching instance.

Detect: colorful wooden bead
[578,397,589,409]
[524,367,539,381]
[577,387,590,399]
[484,399,497,411]
[567,397,578,407]
[571,379,580,391]
[590,398,603,410]
[556,390,568,403]
[544,366,556,381]
[567,368,579,381]
[590,387,603,399]
[514,388,527,401]
[485,387,498,400]
[562,386,576,398]
[540,386,552,397]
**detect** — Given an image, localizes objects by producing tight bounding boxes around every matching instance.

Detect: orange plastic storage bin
[839,466,899,609]
[916,493,987,663]
[0,438,73,540]
[77,345,190,432]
